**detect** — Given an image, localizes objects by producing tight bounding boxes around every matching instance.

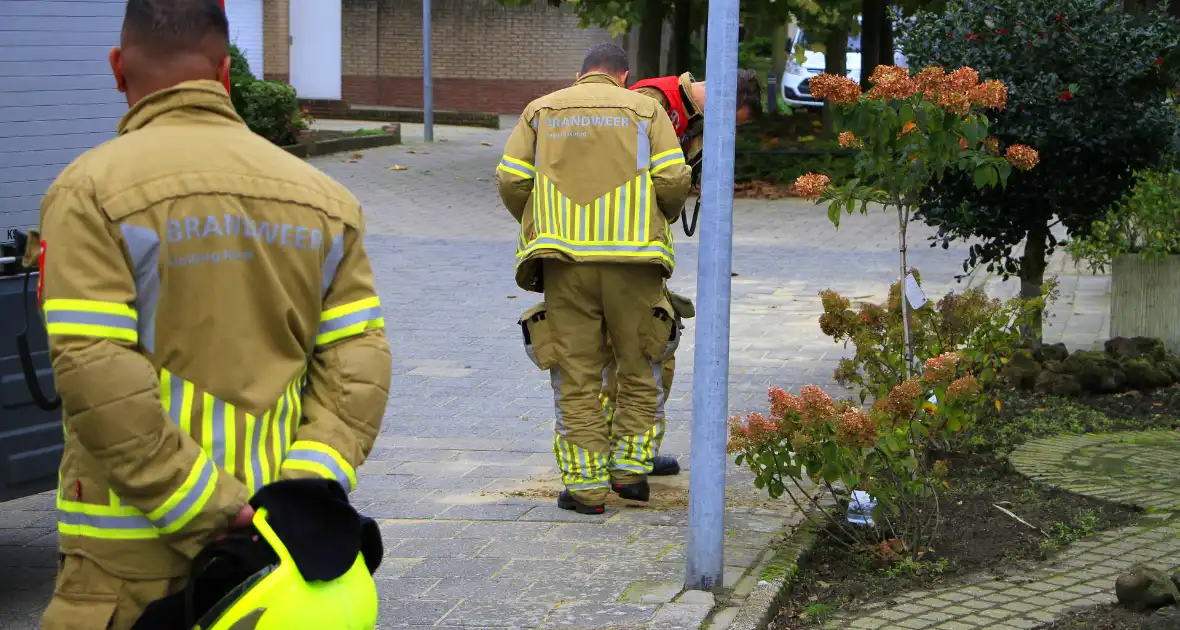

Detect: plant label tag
[903,272,928,309]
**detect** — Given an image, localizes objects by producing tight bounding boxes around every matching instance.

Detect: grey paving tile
[442,601,554,627]
[388,538,492,558]
[403,558,510,579]
[439,504,534,521]
[540,602,658,628]
[422,577,535,602]
[375,599,459,627]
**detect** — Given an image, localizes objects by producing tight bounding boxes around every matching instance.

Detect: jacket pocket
[519,302,557,370]
[643,296,680,363]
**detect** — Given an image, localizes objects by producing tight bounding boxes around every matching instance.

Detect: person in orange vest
[601,69,763,476]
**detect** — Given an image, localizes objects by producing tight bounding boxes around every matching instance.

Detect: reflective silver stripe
[636,120,650,170]
[285,448,353,491]
[317,306,382,336]
[651,151,683,169]
[321,233,345,299]
[250,415,266,493]
[566,480,610,491]
[168,372,185,425]
[524,238,672,257]
[550,368,566,436]
[616,181,628,242]
[151,458,215,530]
[638,176,649,243]
[562,197,570,240]
[59,511,153,530]
[122,225,161,354]
[597,197,606,241]
[210,397,228,470]
[44,310,136,329]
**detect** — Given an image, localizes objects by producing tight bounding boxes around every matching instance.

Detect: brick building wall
[263,0,618,114]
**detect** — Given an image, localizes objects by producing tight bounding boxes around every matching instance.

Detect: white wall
[226,0,265,77]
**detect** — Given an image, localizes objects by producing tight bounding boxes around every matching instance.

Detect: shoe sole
[611,485,650,503]
[557,498,605,515]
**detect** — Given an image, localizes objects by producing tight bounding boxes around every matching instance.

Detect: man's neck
[689,80,706,110]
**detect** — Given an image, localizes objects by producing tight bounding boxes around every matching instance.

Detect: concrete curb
[720,517,822,630]
[283,129,401,158]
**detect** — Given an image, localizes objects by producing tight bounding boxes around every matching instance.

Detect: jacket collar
[118,80,244,135]
[574,72,624,88]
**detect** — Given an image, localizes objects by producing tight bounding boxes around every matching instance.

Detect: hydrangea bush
[729,370,977,560]
[793,65,1041,374]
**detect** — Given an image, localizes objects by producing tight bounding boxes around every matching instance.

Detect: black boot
[557,491,605,515]
[611,479,650,502]
[650,455,681,476]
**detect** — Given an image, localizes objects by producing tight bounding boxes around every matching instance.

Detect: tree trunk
[861,0,882,91]
[671,0,692,73]
[637,0,667,80]
[880,3,894,67]
[769,20,789,114]
[1018,226,1050,346]
[1111,255,1180,353]
[822,27,849,135]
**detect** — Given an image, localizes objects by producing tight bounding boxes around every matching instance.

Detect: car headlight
[786,60,805,75]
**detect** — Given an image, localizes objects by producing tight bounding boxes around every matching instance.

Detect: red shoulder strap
[630,76,690,138]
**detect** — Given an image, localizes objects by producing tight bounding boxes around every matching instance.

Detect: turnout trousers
[601,289,693,428]
[41,554,184,630]
[520,260,680,505]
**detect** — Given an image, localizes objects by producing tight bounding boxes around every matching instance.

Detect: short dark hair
[122,0,229,56]
[737,68,763,116]
[581,43,629,75]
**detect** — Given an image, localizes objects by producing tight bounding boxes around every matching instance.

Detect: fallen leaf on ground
[480,141,492,146]
[454,176,465,180]
[388,165,409,171]
[350,153,364,159]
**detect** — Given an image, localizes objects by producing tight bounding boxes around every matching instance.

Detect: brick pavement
[0,122,1114,628]
[835,431,1180,629]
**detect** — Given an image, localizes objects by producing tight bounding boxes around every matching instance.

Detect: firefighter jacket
[38,80,392,580]
[632,73,705,164]
[497,72,692,293]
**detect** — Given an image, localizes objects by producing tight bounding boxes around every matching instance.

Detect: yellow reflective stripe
[281,440,357,491]
[650,156,687,174]
[497,162,533,180]
[498,155,536,180]
[650,148,682,162]
[146,455,218,534]
[553,434,609,491]
[43,298,138,342]
[317,296,383,346]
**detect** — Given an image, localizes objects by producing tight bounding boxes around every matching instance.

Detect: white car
[781,26,908,107]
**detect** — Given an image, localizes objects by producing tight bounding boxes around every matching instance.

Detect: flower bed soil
[768,457,1142,629]
[767,386,1180,629]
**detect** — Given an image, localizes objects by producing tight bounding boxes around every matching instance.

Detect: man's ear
[217,55,231,85]
[109,47,127,93]
[621,70,630,85]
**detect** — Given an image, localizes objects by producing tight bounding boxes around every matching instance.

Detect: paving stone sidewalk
[836,431,1180,630]
[0,121,1117,628]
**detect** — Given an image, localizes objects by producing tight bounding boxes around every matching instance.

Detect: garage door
[0,0,126,242]
[226,0,265,78]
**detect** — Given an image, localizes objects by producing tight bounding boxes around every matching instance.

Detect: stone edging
[282,131,402,158]
[719,517,822,630]
[319,106,501,129]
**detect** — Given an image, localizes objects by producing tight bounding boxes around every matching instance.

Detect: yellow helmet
[193,507,378,630]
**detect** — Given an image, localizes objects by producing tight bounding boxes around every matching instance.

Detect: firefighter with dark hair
[593,68,764,476]
[39,0,391,626]
[500,43,692,515]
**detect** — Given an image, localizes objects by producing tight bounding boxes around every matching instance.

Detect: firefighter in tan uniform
[498,44,692,514]
[37,2,392,627]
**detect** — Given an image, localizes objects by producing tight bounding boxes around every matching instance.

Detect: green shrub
[1068,169,1180,273]
[227,43,307,146]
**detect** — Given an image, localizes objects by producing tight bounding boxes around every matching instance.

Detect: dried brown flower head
[945,375,981,403]
[922,352,962,386]
[1005,144,1040,170]
[867,65,916,100]
[886,379,922,415]
[984,136,1000,155]
[838,131,863,148]
[967,80,1008,110]
[809,73,862,104]
[794,173,830,200]
[769,386,804,419]
[942,67,981,94]
[915,66,947,98]
[836,408,877,448]
[938,91,971,115]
